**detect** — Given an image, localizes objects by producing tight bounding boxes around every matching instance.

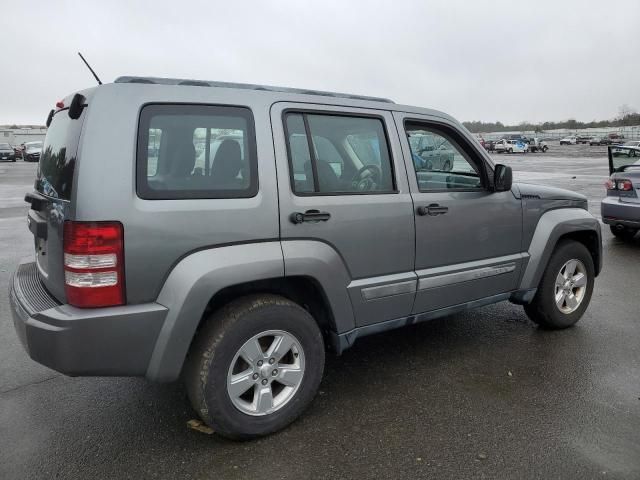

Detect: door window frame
[282,109,399,197]
[403,118,492,193]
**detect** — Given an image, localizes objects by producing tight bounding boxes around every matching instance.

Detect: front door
[394,112,524,314]
[271,103,416,327]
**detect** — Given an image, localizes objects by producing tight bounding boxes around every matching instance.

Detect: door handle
[417,204,448,216]
[290,210,331,224]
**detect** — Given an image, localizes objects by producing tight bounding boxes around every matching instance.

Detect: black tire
[542,146,548,152]
[524,240,595,329]
[610,225,638,241]
[184,294,325,440]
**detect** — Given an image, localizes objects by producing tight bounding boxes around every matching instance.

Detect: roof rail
[114,76,394,103]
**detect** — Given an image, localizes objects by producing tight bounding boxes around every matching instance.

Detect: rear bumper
[601,197,640,228]
[10,260,168,377]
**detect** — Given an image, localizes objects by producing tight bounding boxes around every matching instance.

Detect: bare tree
[618,104,637,119]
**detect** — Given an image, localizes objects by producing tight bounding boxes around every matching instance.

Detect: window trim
[403,118,491,193]
[282,109,398,197]
[136,103,258,200]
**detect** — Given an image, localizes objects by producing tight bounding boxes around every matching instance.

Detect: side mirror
[494,164,513,192]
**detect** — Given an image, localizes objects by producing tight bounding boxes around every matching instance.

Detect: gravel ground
[1,148,639,480]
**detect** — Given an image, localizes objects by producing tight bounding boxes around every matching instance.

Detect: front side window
[137,104,257,199]
[284,112,395,195]
[406,123,483,191]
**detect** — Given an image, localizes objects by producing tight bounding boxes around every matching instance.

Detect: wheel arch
[519,208,602,292]
[145,241,353,382]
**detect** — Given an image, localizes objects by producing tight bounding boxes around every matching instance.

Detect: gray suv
[10,77,602,439]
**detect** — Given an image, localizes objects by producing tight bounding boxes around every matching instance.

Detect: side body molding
[146,242,284,381]
[519,208,602,291]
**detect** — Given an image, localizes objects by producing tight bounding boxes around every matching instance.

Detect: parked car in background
[13,144,25,159]
[560,136,577,145]
[0,143,16,162]
[484,140,495,152]
[495,139,528,153]
[576,136,592,144]
[612,141,640,157]
[609,133,625,140]
[408,132,455,170]
[528,138,548,153]
[602,145,640,241]
[22,141,43,162]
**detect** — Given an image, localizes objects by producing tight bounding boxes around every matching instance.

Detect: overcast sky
[1,0,639,125]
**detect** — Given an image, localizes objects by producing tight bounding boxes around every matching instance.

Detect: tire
[524,240,595,329]
[542,146,548,152]
[184,294,325,440]
[610,225,638,241]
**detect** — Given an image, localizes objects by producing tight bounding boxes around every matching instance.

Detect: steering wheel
[352,164,382,191]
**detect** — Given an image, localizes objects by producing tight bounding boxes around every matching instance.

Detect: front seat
[211,140,243,187]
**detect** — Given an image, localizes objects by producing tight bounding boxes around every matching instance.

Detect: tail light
[606,179,633,191]
[617,180,633,191]
[63,221,125,308]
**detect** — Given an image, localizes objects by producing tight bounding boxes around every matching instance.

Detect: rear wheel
[524,240,594,329]
[610,225,638,241]
[184,294,325,440]
[542,146,548,152]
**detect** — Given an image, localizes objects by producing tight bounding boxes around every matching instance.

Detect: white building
[0,127,47,146]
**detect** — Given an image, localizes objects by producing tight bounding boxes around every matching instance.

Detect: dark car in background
[0,143,16,162]
[590,137,614,146]
[22,141,43,162]
[602,145,640,241]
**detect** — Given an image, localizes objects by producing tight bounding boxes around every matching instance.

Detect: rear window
[36,110,83,200]
[137,104,258,199]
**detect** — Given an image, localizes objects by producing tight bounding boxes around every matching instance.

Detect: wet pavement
[1,145,639,479]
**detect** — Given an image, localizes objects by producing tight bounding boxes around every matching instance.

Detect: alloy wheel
[554,259,588,314]
[227,330,305,416]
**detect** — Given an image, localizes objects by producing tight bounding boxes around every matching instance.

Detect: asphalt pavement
[1,145,639,479]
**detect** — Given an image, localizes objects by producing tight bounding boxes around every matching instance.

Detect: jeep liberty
[10,77,602,439]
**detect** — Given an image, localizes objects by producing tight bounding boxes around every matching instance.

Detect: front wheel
[524,240,594,329]
[184,294,325,440]
[542,146,548,152]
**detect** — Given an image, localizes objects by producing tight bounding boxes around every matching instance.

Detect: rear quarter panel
[73,85,280,304]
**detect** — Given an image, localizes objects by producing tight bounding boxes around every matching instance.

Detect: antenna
[77,52,102,85]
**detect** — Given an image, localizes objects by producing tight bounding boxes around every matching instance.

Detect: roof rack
[114,76,394,103]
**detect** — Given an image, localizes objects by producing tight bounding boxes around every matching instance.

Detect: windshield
[36,111,84,200]
[0,143,11,149]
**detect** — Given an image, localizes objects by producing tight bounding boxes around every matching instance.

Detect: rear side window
[137,104,257,199]
[36,110,83,200]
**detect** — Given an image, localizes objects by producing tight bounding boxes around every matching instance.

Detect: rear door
[271,103,416,327]
[394,112,524,314]
[27,104,86,302]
